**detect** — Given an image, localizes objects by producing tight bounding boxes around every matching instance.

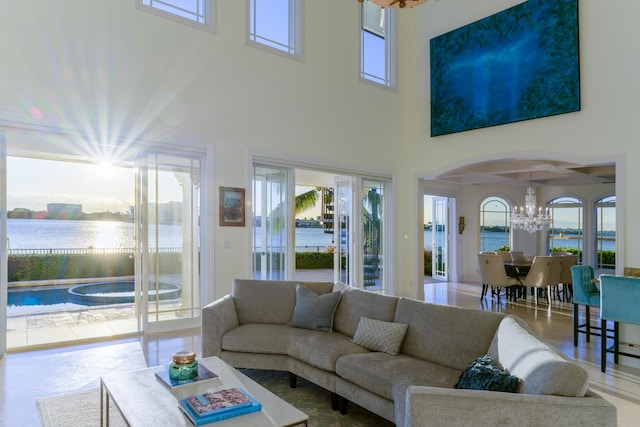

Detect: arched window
[547,197,583,262]
[595,195,616,270]
[480,196,510,251]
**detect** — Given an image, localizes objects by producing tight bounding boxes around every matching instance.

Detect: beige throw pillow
[352,316,408,355]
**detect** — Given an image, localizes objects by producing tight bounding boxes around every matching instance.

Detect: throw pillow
[289,285,341,332]
[455,355,519,393]
[351,316,409,355]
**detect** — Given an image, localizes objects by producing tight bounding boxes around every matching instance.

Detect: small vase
[168,351,198,380]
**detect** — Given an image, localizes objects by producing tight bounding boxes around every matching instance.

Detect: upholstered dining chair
[497,251,512,262]
[478,252,520,300]
[547,255,564,301]
[509,251,526,263]
[571,265,601,347]
[521,256,553,305]
[557,254,578,301]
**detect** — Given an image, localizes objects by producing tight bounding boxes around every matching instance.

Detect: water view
[7,219,615,253]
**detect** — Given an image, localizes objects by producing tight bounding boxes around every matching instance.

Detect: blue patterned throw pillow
[455,355,519,393]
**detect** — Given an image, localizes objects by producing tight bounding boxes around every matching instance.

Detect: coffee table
[100,356,308,426]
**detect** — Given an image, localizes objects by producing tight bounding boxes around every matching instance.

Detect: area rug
[35,342,147,427]
[37,368,393,427]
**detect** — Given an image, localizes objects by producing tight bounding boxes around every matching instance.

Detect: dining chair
[571,265,601,347]
[509,251,526,263]
[547,255,564,301]
[497,251,512,262]
[477,252,520,300]
[557,254,578,301]
[521,256,553,305]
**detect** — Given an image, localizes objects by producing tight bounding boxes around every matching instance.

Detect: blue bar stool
[599,274,640,373]
[571,265,601,346]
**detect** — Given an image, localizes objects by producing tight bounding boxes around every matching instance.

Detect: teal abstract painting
[430,0,579,137]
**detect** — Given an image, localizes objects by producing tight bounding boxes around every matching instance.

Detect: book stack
[179,387,262,425]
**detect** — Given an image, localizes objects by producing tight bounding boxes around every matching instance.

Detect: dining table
[504,261,532,278]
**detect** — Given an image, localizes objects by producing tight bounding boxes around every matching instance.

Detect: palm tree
[295,187,321,216]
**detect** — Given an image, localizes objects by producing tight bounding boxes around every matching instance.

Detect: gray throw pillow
[352,316,409,355]
[289,285,341,332]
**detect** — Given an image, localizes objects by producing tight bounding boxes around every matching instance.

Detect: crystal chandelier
[357,0,429,8]
[510,173,552,233]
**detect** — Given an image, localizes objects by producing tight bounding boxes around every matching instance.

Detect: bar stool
[571,265,601,347]
[600,274,640,373]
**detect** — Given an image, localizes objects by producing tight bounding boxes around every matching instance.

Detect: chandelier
[510,173,552,233]
[357,0,429,8]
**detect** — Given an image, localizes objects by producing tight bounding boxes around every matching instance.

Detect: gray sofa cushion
[289,285,341,332]
[231,279,333,325]
[221,324,291,355]
[288,328,369,371]
[394,298,504,370]
[333,286,399,337]
[336,352,461,401]
[488,315,590,397]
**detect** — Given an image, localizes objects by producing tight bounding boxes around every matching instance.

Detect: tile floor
[1,280,639,426]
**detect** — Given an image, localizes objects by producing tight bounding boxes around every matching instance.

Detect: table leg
[99,379,111,426]
[100,380,104,427]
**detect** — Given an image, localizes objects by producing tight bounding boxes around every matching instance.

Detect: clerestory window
[360,0,396,88]
[247,0,302,60]
[137,0,215,32]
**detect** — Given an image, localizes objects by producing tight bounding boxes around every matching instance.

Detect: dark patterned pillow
[455,355,519,393]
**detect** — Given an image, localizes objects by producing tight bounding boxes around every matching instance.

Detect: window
[595,195,616,270]
[248,0,302,59]
[480,196,511,251]
[548,197,583,262]
[137,0,215,32]
[360,0,396,87]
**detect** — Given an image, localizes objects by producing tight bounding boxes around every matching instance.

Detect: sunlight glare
[97,161,115,177]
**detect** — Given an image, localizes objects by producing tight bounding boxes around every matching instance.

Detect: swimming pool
[8,280,181,308]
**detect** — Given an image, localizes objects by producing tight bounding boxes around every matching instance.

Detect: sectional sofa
[202,279,616,426]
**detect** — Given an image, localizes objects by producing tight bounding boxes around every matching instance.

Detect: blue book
[179,389,262,425]
[185,387,253,417]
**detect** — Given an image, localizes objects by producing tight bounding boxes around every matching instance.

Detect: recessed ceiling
[433,159,616,187]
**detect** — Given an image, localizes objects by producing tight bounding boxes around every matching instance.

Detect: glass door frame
[0,131,7,356]
[135,150,205,333]
[431,196,448,281]
[251,164,295,281]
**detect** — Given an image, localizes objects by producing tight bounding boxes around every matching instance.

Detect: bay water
[7,219,613,252]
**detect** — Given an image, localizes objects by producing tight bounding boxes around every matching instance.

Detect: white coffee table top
[100,356,308,426]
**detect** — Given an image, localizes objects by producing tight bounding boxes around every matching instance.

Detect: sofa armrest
[201,295,239,358]
[405,386,616,427]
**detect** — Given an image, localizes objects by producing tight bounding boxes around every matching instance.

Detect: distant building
[147,201,183,224]
[47,203,82,219]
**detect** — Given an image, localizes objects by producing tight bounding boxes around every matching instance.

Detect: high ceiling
[432,159,616,187]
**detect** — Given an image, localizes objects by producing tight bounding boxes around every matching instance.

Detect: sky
[7,157,182,214]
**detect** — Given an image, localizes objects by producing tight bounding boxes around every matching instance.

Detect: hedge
[7,253,182,282]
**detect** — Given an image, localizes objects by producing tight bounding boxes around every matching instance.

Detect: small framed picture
[219,187,245,227]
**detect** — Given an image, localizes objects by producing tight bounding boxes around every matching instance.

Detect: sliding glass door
[135,151,202,332]
[252,164,293,280]
[0,132,6,356]
[431,196,448,280]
